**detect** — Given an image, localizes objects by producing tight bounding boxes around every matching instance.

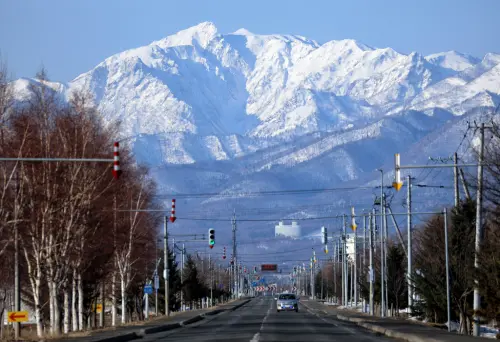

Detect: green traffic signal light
[208,228,215,245]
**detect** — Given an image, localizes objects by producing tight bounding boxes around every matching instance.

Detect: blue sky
[1,0,498,82]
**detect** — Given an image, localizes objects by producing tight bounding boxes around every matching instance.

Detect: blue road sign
[144,284,153,294]
[252,282,258,287]
[260,278,265,283]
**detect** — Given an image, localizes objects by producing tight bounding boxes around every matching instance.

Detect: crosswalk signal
[208,228,215,249]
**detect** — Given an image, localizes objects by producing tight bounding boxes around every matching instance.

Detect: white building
[275,221,301,238]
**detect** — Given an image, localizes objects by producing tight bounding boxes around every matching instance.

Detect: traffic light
[208,228,215,248]
[321,226,328,245]
[222,246,226,259]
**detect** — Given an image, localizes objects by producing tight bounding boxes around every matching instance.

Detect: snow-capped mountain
[11,22,500,259]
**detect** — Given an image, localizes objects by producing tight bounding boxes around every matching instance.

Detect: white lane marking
[250,300,273,342]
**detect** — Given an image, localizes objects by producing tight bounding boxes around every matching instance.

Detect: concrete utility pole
[353,209,358,306]
[209,253,213,306]
[14,174,20,339]
[164,216,169,316]
[369,210,375,316]
[407,175,413,314]
[383,206,388,315]
[473,123,485,336]
[454,152,460,207]
[378,169,386,317]
[342,215,348,306]
[444,208,452,333]
[363,215,367,312]
[232,212,237,298]
[182,243,185,310]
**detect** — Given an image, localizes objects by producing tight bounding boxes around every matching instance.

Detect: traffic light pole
[164,217,169,317]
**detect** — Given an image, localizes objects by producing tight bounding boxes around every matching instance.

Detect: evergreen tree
[413,200,476,334]
[182,255,205,306]
[477,207,500,322]
[157,248,181,313]
[386,244,408,312]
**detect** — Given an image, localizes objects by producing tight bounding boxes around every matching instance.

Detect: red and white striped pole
[169,199,176,223]
[112,142,122,179]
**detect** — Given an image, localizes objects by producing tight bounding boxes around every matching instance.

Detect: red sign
[261,264,277,272]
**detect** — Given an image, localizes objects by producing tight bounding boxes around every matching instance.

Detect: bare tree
[114,168,157,324]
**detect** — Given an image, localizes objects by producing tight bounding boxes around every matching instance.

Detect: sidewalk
[301,300,492,342]
[49,298,251,342]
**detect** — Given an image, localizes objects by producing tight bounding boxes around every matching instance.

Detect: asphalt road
[141,297,397,342]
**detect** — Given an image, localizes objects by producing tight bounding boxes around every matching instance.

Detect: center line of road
[250,301,272,342]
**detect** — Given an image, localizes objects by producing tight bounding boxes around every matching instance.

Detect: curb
[94,332,140,342]
[137,322,182,337]
[334,313,454,342]
[230,299,251,311]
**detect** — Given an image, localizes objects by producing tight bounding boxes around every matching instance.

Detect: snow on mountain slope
[10,23,500,250]
[425,51,480,72]
[13,22,500,145]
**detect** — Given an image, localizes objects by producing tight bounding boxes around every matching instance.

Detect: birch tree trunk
[72,272,78,331]
[111,271,117,326]
[121,275,126,324]
[48,280,55,335]
[63,287,70,334]
[78,272,84,331]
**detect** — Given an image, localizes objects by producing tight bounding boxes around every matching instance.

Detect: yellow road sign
[8,311,28,323]
[94,304,103,313]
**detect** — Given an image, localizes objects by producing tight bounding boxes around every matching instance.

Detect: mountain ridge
[9,23,500,252]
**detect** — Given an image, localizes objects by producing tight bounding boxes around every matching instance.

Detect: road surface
[141,297,396,342]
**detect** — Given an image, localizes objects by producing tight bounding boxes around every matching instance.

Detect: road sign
[94,304,103,313]
[144,284,153,294]
[252,282,258,287]
[7,311,28,323]
[261,264,277,272]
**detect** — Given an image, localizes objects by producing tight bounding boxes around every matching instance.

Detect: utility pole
[163,216,169,316]
[232,212,237,298]
[459,168,471,200]
[454,152,460,207]
[342,215,347,306]
[378,169,386,317]
[363,214,367,312]
[407,175,413,315]
[14,173,20,339]
[383,202,389,315]
[444,208,452,333]
[369,210,375,316]
[473,123,485,336]
[333,240,337,303]
[209,253,213,307]
[353,208,358,306]
[181,243,185,311]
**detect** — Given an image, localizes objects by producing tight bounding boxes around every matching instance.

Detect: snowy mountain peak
[233,28,254,36]
[155,21,219,49]
[425,50,480,72]
[327,39,373,52]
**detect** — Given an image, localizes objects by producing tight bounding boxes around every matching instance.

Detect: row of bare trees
[0,66,160,338]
